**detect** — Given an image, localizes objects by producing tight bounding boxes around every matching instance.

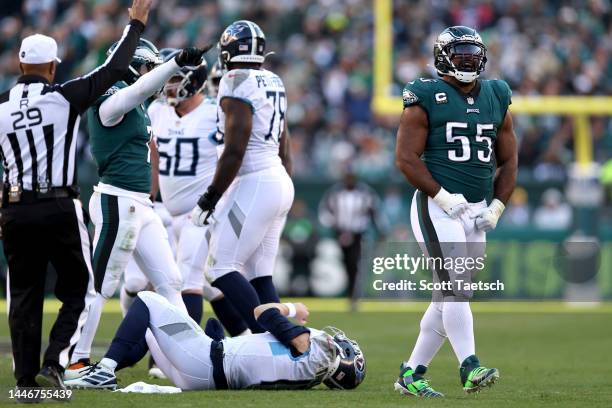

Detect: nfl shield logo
[467,96,475,105]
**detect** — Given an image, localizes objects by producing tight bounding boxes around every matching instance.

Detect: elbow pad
[256,308,310,348]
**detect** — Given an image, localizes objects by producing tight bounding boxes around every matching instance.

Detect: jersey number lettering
[157,138,198,177]
[11,108,42,131]
[445,122,493,163]
[264,91,286,143]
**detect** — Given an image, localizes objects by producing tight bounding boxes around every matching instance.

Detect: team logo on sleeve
[402,89,419,105]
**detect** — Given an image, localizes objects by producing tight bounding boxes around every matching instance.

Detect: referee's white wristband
[283,303,297,318]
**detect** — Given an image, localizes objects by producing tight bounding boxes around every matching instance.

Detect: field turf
[0,299,610,407]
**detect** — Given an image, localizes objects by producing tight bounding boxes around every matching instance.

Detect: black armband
[257,308,310,349]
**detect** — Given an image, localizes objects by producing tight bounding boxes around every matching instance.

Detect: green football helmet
[433,26,487,83]
[107,38,163,85]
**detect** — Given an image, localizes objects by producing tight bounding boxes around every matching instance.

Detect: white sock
[442,301,475,364]
[100,357,117,372]
[407,302,446,369]
[71,293,106,363]
[119,286,137,317]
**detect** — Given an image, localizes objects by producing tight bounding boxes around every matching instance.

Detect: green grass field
[0,299,611,407]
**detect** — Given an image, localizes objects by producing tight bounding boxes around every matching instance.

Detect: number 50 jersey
[402,78,512,203]
[148,97,219,216]
[216,68,286,175]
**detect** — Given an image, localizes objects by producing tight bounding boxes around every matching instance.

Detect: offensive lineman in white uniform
[146,54,248,335]
[66,291,366,391]
[191,21,293,334]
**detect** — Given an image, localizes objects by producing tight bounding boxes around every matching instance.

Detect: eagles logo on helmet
[107,38,162,85]
[433,25,487,83]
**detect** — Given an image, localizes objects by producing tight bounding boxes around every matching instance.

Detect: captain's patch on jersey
[402,89,419,105]
[435,92,448,104]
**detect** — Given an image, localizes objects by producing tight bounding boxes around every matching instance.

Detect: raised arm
[254,302,311,353]
[99,46,210,126]
[58,0,151,113]
[98,59,180,126]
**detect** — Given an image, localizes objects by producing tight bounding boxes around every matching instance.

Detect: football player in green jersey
[65,40,211,381]
[394,26,518,397]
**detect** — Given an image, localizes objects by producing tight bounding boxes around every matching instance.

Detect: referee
[0,0,151,389]
[318,171,387,309]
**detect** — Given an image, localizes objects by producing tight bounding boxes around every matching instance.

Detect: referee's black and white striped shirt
[0,20,144,193]
[319,181,388,234]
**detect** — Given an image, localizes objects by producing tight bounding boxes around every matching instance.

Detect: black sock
[212,272,265,333]
[106,297,150,370]
[250,276,280,303]
[211,296,248,336]
[182,293,203,324]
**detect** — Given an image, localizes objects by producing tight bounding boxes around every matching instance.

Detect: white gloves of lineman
[433,187,470,219]
[472,198,505,232]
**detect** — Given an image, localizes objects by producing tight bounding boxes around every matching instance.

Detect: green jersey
[402,78,512,202]
[88,81,152,193]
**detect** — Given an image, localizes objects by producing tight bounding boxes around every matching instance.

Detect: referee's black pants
[1,197,94,386]
[337,231,363,301]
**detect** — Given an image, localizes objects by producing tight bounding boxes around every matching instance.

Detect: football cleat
[462,366,499,393]
[64,359,93,381]
[36,365,66,389]
[394,363,444,398]
[460,355,499,393]
[64,362,117,390]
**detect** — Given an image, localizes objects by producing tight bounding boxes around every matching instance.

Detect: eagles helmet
[206,61,226,97]
[161,49,208,107]
[107,38,162,85]
[434,26,487,83]
[218,20,266,69]
[323,327,366,390]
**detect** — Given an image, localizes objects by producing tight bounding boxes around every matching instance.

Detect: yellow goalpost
[372,0,612,168]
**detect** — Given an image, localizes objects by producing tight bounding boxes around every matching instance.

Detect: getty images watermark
[370,252,505,294]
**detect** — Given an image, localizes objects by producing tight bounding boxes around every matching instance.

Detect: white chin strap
[452,70,479,83]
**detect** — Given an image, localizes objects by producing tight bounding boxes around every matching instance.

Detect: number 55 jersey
[402,78,512,203]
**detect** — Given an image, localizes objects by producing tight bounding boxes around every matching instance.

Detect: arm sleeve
[98,58,180,127]
[58,20,145,114]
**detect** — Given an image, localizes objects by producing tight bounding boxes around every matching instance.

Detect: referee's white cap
[19,34,62,64]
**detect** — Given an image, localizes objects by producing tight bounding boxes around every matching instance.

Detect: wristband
[283,303,297,318]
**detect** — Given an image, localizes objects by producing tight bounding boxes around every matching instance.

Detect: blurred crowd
[1,0,610,183]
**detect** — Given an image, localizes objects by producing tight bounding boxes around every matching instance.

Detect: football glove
[433,187,469,219]
[472,199,505,232]
[175,44,213,67]
[191,186,222,227]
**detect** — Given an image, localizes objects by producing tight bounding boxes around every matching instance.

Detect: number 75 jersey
[216,68,286,175]
[402,78,512,203]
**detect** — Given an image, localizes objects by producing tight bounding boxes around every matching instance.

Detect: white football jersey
[222,329,336,389]
[148,97,218,216]
[216,68,286,175]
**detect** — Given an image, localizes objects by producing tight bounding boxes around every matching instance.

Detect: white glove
[433,187,469,219]
[190,205,209,227]
[472,199,505,232]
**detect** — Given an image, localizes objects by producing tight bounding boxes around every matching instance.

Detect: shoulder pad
[490,79,512,106]
[222,69,251,92]
[403,78,437,108]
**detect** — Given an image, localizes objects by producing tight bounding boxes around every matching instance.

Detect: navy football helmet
[323,327,366,390]
[218,20,266,69]
[107,38,162,85]
[161,49,208,106]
